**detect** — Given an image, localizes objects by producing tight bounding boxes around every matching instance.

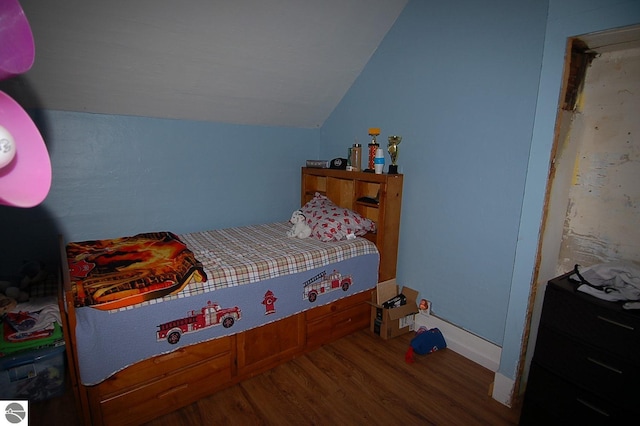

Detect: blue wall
[322,0,548,346]
[322,0,640,386]
[0,111,319,273]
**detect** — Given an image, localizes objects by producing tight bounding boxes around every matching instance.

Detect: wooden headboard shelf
[301,167,403,282]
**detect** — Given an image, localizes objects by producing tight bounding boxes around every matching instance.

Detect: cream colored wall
[557,47,640,274]
[522,39,640,393]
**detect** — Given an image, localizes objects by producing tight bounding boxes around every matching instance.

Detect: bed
[59,168,403,426]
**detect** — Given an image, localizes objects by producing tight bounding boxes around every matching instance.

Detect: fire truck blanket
[67,231,207,310]
[68,222,379,385]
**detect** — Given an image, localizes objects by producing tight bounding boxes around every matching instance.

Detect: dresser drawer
[96,335,232,396]
[521,363,631,425]
[305,290,371,321]
[534,326,639,405]
[99,352,233,426]
[541,282,640,360]
[306,300,370,348]
[236,314,305,378]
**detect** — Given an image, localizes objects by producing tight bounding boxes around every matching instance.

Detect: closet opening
[516,23,640,401]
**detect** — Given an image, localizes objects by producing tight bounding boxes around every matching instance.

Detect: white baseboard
[491,372,515,408]
[414,312,514,407]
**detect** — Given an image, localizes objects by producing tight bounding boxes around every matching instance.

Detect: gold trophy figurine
[387,135,402,174]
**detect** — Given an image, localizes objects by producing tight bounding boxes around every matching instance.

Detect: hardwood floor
[30,329,521,425]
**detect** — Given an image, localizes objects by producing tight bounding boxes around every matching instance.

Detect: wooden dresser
[520,273,639,424]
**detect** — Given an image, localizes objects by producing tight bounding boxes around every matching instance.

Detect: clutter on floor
[1,266,66,401]
[405,326,447,364]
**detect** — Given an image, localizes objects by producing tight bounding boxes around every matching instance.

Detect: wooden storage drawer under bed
[95,335,233,397]
[93,348,233,426]
[306,290,371,349]
[70,295,373,426]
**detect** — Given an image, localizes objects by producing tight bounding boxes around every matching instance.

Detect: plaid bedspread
[82,222,379,312]
[177,222,378,295]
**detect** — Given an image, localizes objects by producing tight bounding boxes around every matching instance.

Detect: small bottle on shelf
[351,143,362,172]
[374,148,385,174]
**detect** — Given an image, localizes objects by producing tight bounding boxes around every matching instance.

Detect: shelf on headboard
[301,167,403,282]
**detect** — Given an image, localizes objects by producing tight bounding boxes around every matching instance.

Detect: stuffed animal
[287,210,312,239]
[0,260,48,305]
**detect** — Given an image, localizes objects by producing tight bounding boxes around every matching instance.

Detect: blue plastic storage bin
[0,344,65,401]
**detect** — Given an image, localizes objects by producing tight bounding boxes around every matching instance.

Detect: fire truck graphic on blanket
[157,301,241,344]
[303,270,352,303]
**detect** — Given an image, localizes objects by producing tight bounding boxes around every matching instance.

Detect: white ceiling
[1,0,408,128]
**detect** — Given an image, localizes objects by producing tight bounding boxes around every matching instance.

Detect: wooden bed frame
[58,168,403,426]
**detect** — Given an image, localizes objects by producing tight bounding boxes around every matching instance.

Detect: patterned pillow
[300,193,376,242]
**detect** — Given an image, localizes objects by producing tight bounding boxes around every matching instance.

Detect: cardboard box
[369,280,419,340]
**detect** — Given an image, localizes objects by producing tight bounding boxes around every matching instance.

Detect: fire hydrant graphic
[262,290,277,315]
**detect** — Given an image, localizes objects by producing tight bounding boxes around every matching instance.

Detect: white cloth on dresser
[571,261,640,309]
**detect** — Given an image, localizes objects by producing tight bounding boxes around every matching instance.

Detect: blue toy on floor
[405,326,446,363]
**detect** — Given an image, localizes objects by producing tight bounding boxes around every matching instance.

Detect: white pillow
[300,193,376,242]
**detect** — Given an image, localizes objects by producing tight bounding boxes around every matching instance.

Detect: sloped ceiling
[1,0,408,128]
